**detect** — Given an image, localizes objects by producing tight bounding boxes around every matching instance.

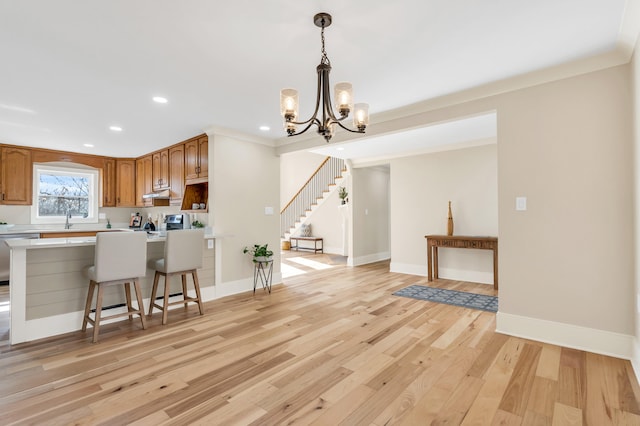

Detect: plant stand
[253,259,273,294]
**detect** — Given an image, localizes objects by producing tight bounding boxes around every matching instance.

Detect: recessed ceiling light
[153,96,168,104]
[109,126,122,132]
[259,126,270,131]
[83,143,94,148]
[336,147,345,151]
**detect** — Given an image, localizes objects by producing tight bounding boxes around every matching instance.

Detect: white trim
[496,312,633,360]
[351,251,390,267]
[632,338,640,382]
[388,262,494,286]
[215,274,283,299]
[390,262,427,276]
[436,267,494,285]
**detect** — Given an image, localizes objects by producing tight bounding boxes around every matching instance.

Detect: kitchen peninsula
[7,232,217,344]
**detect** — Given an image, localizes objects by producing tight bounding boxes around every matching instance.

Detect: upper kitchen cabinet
[116,159,136,207]
[184,134,208,183]
[135,155,153,207]
[152,149,169,191]
[0,146,32,205]
[103,158,116,207]
[168,144,184,205]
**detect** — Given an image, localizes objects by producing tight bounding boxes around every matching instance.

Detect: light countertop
[5,231,223,249]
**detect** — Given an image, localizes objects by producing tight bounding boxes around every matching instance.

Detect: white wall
[350,166,390,265]
[389,144,498,282]
[209,132,281,296]
[302,188,346,254]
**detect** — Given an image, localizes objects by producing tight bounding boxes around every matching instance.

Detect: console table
[425,235,498,289]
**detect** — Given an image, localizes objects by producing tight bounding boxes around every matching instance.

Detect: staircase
[281,156,346,239]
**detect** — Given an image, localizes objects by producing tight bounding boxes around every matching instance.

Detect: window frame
[30,163,100,225]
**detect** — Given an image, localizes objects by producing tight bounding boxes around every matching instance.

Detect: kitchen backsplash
[0,205,209,230]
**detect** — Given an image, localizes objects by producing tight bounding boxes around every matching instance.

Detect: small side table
[253,259,273,294]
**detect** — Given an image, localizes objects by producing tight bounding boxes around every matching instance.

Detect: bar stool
[82,231,148,343]
[148,229,205,325]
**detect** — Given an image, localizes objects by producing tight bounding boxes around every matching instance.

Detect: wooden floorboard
[0,254,639,425]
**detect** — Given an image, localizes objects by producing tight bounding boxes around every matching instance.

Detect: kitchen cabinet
[116,159,136,207]
[0,146,32,205]
[136,155,153,207]
[152,149,169,191]
[169,144,184,205]
[184,135,208,183]
[103,158,116,207]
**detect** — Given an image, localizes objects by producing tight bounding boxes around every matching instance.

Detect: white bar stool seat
[82,231,148,343]
[148,229,205,325]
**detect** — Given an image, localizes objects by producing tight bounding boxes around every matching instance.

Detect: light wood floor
[0,254,639,425]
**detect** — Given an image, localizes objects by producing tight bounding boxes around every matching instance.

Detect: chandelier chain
[320,25,330,66]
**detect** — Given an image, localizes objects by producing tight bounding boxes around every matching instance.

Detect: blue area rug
[393,285,498,313]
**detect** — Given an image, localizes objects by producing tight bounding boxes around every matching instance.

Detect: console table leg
[427,245,433,282]
[433,247,439,280]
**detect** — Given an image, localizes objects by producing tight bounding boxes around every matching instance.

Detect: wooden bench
[290,236,324,253]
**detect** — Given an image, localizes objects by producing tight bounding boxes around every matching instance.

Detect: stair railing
[281,156,345,237]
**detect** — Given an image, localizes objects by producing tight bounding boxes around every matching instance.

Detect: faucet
[65,211,72,229]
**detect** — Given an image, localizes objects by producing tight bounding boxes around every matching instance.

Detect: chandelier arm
[286,119,321,137]
[333,120,365,134]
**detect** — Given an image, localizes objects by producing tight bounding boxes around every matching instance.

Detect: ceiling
[0,1,636,159]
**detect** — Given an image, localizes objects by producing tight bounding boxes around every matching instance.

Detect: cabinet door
[1,147,32,205]
[103,158,116,207]
[152,150,169,190]
[135,158,145,207]
[184,139,199,181]
[169,144,184,205]
[197,136,208,179]
[116,159,136,207]
[136,155,153,206]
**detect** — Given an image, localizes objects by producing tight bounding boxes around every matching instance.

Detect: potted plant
[243,244,274,262]
[338,186,348,205]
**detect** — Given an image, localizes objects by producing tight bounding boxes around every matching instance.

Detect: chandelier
[280,13,369,142]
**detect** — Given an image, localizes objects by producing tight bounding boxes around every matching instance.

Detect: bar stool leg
[93,284,104,343]
[181,273,188,306]
[124,282,133,321]
[162,273,171,325]
[82,281,96,331]
[133,278,147,330]
[149,272,160,315]
[192,271,204,315]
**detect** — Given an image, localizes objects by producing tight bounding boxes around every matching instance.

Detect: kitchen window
[31,164,99,225]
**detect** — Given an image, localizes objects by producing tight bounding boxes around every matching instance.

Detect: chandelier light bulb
[354,103,369,130]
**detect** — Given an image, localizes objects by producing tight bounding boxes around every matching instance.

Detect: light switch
[516,196,527,211]
[264,206,274,215]
[207,240,213,249]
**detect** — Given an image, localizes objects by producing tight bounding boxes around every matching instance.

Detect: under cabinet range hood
[142,188,170,200]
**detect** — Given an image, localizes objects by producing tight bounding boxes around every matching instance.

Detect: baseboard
[321,246,344,255]
[497,312,633,360]
[390,262,427,276]
[351,251,390,267]
[632,338,640,381]
[389,262,493,285]
[215,272,283,299]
